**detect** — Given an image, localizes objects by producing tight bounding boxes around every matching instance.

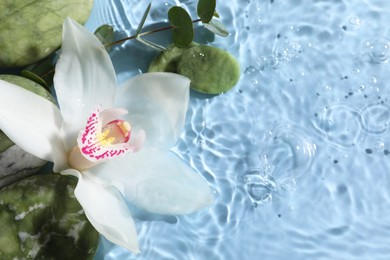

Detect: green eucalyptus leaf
[136,3,152,36]
[0,0,93,68]
[204,18,229,37]
[0,174,99,259]
[197,0,216,23]
[21,70,49,88]
[0,75,55,104]
[136,37,167,52]
[168,6,194,48]
[24,56,55,87]
[94,24,115,51]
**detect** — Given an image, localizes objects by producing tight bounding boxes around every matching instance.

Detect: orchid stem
[105,18,202,47]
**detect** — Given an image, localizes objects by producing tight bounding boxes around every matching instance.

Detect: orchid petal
[100,108,128,126]
[54,18,117,151]
[0,80,67,171]
[129,129,145,152]
[89,147,213,215]
[62,169,140,254]
[116,72,190,149]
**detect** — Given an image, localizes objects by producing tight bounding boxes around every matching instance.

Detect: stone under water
[0,0,94,67]
[149,44,240,94]
[0,173,99,259]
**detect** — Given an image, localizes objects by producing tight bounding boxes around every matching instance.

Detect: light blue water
[85,0,390,259]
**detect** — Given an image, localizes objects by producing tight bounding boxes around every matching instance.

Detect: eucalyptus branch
[105,18,202,48]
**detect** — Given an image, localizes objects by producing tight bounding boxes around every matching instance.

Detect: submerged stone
[0,0,94,67]
[0,174,99,259]
[178,45,240,94]
[148,44,188,73]
[149,44,240,94]
[0,75,55,188]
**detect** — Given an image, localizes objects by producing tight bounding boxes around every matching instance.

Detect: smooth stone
[0,75,55,187]
[177,45,240,94]
[148,44,240,94]
[0,145,46,189]
[0,174,99,259]
[148,44,193,73]
[0,0,94,67]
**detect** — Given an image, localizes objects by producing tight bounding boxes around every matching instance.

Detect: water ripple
[260,125,316,183]
[361,103,390,135]
[313,104,362,149]
[244,125,316,206]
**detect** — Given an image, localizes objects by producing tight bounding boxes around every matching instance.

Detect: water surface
[86,0,390,259]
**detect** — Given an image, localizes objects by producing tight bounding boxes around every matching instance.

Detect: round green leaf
[197,0,216,23]
[0,174,99,259]
[0,75,55,103]
[21,70,49,88]
[168,6,194,48]
[0,0,93,68]
[94,24,115,52]
[204,18,229,37]
[24,55,56,87]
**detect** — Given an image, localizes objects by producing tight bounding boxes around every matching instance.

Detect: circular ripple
[259,125,316,184]
[361,103,390,135]
[243,171,276,205]
[313,105,362,149]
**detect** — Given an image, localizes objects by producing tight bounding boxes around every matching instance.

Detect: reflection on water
[86,0,390,259]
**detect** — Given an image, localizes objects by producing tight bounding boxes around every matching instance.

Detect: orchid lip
[68,107,138,171]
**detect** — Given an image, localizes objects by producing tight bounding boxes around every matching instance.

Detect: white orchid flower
[0,18,213,253]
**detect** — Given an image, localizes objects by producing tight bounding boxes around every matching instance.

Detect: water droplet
[349,16,361,26]
[244,66,257,75]
[245,183,273,205]
[256,55,280,70]
[280,178,296,192]
[366,38,390,63]
[195,138,206,148]
[374,141,385,151]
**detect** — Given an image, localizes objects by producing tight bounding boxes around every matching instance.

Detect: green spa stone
[148,44,240,94]
[0,0,94,67]
[0,174,99,259]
